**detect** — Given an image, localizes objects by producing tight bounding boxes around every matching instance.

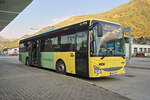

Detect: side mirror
[96,24,103,37]
[89,23,103,37]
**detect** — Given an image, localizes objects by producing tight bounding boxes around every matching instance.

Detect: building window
[144,48,147,53]
[134,48,137,54]
[139,48,143,52]
[148,48,150,53]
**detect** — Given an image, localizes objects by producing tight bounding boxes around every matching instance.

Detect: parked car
[9,53,18,56]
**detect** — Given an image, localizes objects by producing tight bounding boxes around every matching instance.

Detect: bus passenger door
[75,31,89,77]
[28,41,33,64]
[35,40,41,66]
[28,40,41,66]
[33,40,41,66]
[31,41,36,64]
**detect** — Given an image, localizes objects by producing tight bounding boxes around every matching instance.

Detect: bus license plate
[110,72,117,76]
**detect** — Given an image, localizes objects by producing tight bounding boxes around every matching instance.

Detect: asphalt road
[0,56,129,100]
[85,66,150,100]
[130,57,150,67]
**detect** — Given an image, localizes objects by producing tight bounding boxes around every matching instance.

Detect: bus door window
[90,30,96,56]
[27,41,31,51]
[76,31,88,53]
[37,40,39,49]
[19,42,25,52]
[32,41,37,61]
[41,39,45,52]
[27,41,32,56]
[75,31,88,75]
[36,40,41,65]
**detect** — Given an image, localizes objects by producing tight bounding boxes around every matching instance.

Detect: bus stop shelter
[0,0,32,31]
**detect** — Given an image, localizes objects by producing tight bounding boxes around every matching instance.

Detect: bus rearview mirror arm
[89,23,103,37]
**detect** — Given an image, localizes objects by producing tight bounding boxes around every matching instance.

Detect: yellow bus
[19,19,126,78]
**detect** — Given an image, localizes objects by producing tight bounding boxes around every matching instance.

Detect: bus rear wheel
[56,61,66,74]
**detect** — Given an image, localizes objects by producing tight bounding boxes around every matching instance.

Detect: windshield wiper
[114,54,125,59]
[121,55,125,59]
[101,55,106,60]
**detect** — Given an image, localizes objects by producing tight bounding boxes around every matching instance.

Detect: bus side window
[42,37,58,52]
[51,37,58,51]
[45,38,52,51]
[19,42,28,52]
[68,34,76,51]
[60,34,75,51]
[19,43,24,52]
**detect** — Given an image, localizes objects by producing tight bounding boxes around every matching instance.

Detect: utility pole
[129,28,132,64]
[123,27,132,64]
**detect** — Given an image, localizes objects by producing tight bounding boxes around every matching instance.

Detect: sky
[0,0,130,39]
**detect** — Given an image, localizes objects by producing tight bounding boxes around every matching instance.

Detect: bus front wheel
[56,61,66,74]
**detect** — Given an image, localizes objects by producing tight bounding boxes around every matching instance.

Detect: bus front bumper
[89,66,125,78]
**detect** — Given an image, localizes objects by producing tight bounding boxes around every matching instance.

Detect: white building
[132,44,150,56]
[7,47,19,56]
[0,50,3,55]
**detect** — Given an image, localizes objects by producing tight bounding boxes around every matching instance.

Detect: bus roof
[90,18,121,26]
[20,18,121,42]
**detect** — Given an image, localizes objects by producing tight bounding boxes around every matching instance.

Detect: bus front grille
[103,67,122,71]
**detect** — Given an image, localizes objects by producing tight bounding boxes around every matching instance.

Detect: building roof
[132,44,150,47]
[0,0,32,31]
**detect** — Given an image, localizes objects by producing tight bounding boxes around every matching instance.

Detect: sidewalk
[126,57,150,70]
[126,64,150,70]
[0,56,130,100]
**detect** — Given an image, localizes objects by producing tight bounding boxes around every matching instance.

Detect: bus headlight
[94,66,101,74]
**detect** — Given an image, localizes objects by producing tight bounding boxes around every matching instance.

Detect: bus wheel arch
[56,59,66,74]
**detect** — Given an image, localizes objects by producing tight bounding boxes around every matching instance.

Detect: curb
[126,65,150,70]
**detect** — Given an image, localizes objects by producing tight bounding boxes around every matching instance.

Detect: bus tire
[26,58,30,66]
[56,61,66,74]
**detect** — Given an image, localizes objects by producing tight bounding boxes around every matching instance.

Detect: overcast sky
[0,0,130,39]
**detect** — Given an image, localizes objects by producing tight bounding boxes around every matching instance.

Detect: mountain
[0,36,17,50]
[0,36,7,42]
[38,0,150,37]
[1,0,150,50]
[0,36,6,49]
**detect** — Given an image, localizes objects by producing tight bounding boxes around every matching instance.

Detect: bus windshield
[90,21,125,57]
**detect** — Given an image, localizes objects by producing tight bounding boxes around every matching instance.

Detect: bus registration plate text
[110,72,117,76]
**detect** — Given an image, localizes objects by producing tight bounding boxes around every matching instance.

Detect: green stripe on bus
[19,52,29,64]
[40,52,54,69]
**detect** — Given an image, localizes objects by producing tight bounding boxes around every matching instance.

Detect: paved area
[85,67,150,100]
[126,57,150,69]
[0,56,129,100]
